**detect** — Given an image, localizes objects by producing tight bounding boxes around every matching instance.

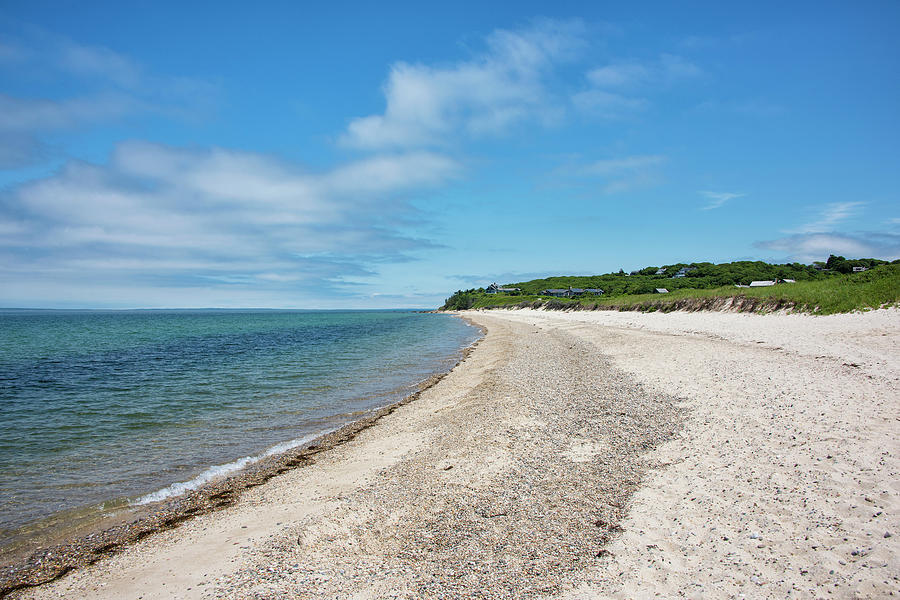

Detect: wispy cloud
[700,190,745,210]
[571,90,648,119]
[340,19,585,149]
[755,232,900,263]
[585,62,650,88]
[581,155,666,176]
[0,142,459,305]
[0,30,217,169]
[788,201,865,234]
[574,53,702,118]
[695,98,785,118]
[558,154,666,194]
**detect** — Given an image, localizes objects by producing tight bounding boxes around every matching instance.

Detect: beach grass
[470,263,900,315]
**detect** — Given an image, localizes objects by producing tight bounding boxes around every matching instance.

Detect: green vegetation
[440,258,900,315]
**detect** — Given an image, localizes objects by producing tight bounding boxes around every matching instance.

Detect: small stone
[884,532,892,538]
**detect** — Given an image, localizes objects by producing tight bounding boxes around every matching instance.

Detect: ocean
[0,309,479,555]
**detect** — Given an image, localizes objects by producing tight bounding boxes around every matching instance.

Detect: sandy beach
[9,307,899,599]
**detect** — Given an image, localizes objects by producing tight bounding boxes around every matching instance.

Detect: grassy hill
[441,259,900,315]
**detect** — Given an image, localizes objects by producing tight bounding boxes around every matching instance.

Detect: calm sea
[0,309,478,552]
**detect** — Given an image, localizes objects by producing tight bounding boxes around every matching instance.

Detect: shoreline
[0,324,483,597]
[8,308,898,599]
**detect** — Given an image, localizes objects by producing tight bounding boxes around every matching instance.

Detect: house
[673,266,696,278]
[655,288,669,294]
[541,288,571,297]
[655,267,667,275]
[485,283,521,294]
[539,287,604,298]
[749,280,776,287]
[852,266,868,272]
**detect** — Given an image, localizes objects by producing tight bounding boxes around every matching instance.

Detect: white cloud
[1,142,459,303]
[582,155,666,176]
[58,41,143,88]
[0,92,145,131]
[563,154,666,194]
[755,232,900,263]
[660,53,703,81]
[341,19,585,149]
[0,32,216,168]
[571,90,648,118]
[700,190,745,210]
[586,63,650,88]
[788,201,865,234]
[575,53,701,117]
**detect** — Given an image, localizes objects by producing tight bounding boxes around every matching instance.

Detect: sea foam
[134,429,336,505]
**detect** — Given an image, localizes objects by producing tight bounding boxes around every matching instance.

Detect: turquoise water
[0,309,478,547]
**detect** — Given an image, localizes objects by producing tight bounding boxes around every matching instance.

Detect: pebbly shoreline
[0,331,483,599]
[9,308,899,599]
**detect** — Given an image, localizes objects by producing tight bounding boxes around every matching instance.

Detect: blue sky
[1,1,898,308]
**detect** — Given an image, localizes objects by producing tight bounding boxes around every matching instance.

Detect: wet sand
[9,308,899,599]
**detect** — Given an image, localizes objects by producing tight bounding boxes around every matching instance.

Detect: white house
[485,283,521,294]
[749,280,776,287]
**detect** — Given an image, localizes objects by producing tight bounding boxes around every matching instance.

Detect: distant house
[673,267,696,278]
[655,288,669,294]
[485,282,521,294]
[655,267,667,275]
[539,287,603,298]
[541,288,571,297]
[852,266,868,272]
[783,279,796,283]
[749,280,776,287]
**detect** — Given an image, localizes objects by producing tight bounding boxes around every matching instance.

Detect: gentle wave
[133,428,337,505]
[0,310,480,548]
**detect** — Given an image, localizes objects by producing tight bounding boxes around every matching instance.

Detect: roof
[749,280,776,287]
[655,288,669,293]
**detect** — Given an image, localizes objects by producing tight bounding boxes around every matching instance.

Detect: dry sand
[11,308,899,599]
